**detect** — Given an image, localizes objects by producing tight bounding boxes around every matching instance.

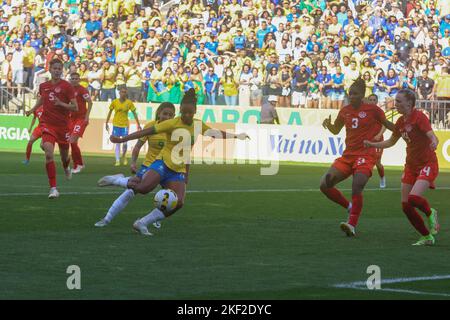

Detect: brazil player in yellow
[101,89,249,236]
[95,102,176,228]
[105,87,142,166]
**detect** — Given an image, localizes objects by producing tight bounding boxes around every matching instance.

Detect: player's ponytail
[350,77,366,94]
[155,102,176,121]
[181,88,197,109]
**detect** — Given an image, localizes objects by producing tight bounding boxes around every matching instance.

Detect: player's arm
[110,126,156,143]
[322,115,344,135]
[55,97,78,111]
[364,133,401,149]
[203,129,250,140]
[381,118,395,132]
[25,97,43,116]
[374,125,387,140]
[131,110,142,130]
[426,130,439,151]
[105,108,113,133]
[84,96,93,124]
[28,115,37,133]
[130,139,145,173]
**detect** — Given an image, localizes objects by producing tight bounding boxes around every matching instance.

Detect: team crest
[405,124,412,132]
[358,112,367,119]
[55,87,61,93]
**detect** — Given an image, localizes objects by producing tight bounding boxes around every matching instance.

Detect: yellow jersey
[153,117,212,173]
[109,98,136,128]
[139,120,167,167]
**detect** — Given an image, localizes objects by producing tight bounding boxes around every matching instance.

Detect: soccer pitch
[0,152,449,299]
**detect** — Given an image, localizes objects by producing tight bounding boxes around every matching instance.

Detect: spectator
[249,67,263,107]
[238,64,252,107]
[220,67,238,106]
[204,67,219,105]
[260,95,280,124]
[292,64,309,109]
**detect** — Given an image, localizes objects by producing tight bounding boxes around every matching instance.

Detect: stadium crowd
[0,0,449,116]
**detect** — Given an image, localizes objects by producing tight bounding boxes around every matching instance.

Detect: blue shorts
[112,126,128,137]
[149,160,186,185]
[136,164,151,179]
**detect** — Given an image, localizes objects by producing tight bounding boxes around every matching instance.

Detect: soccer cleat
[133,219,153,236]
[71,165,85,174]
[97,173,124,187]
[65,167,72,180]
[115,160,120,166]
[340,222,356,237]
[94,218,110,227]
[48,187,60,199]
[412,234,435,246]
[153,221,161,229]
[428,208,440,236]
[22,159,29,165]
[379,176,386,189]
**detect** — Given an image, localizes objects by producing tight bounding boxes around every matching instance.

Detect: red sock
[348,194,363,227]
[321,187,349,209]
[402,202,430,236]
[46,161,56,188]
[26,142,32,160]
[377,165,385,178]
[408,195,432,217]
[71,143,83,167]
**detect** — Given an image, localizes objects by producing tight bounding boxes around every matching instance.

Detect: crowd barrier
[1,111,449,169]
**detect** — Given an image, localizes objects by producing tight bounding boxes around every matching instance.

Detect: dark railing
[0,86,36,115]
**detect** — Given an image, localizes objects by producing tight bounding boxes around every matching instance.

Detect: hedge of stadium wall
[1,104,449,169]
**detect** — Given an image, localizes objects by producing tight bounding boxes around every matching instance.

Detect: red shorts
[31,125,43,139]
[41,124,70,148]
[332,154,376,178]
[70,118,88,138]
[402,162,439,189]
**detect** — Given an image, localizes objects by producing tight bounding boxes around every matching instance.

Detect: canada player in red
[321,79,395,237]
[26,59,78,199]
[364,89,440,246]
[68,72,93,174]
[23,105,44,164]
[367,94,387,189]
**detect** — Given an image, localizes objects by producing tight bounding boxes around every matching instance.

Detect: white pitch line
[0,186,450,197]
[333,275,450,297]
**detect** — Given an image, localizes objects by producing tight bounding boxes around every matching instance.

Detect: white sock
[104,189,135,222]
[115,144,120,161]
[115,176,130,188]
[140,208,166,226]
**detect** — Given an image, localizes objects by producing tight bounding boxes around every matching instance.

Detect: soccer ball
[154,189,178,213]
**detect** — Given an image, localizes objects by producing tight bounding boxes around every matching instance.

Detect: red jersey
[39,79,75,128]
[394,109,438,169]
[337,103,386,157]
[33,106,44,123]
[71,85,90,119]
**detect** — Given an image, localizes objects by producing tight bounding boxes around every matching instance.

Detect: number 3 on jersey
[352,118,358,128]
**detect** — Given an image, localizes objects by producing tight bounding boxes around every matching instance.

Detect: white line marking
[333,275,450,297]
[0,187,450,197]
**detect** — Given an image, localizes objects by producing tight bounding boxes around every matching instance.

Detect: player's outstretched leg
[114,143,121,166]
[42,141,59,198]
[24,136,38,164]
[319,166,351,212]
[401,182,435,246]
[134,181,185,236]
[340,172,370,237]
[59,144,72,180]
[376,162,386,189]
[408,180,440,236]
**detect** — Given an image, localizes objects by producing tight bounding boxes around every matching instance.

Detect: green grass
[0,152,449,299]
